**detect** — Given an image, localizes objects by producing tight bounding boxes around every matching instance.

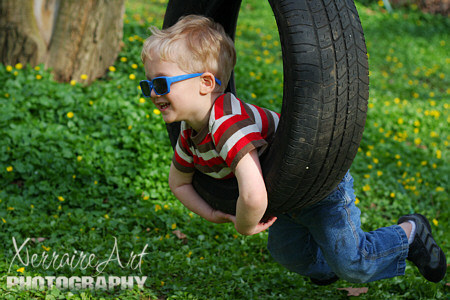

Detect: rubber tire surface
[162,0,369,216]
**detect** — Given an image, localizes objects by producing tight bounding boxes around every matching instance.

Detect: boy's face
[144,57,206,127]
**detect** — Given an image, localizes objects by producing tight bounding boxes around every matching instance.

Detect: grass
[0,0,448,299]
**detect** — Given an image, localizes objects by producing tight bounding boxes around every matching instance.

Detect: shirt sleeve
[172,124,195,174]
[210,114,267,172]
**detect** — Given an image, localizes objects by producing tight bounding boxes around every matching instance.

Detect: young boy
[140,15,446,284]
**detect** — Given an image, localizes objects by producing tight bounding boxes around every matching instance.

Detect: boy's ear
[199,72,216,95]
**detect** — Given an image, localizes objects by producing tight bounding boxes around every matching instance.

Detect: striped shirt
[172,93,280,179]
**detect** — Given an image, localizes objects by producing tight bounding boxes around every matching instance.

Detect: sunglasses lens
[153,78,169,95]
[140,81,152,97]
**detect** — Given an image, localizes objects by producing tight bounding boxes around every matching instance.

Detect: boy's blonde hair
[141,15,236,92]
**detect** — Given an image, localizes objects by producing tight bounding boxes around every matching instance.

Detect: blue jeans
[267,172,409,283]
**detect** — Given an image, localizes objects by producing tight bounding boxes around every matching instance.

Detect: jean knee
[331,260,374,283]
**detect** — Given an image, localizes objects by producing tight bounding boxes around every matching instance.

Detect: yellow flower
[34,66,41,71]
[355,198,360,205]
[139,98,146,104]
[362,184,370,192]
[36,74,42,80]
[435,187,444,192]
[390,192,395,198]
[131,64,138,69]
[6,166,13,172]
[377,171,383,177]
[143,195,149,200]
[129,74,136,80]
[128,125,132,130]
[397,118,404,125]
[70,80,77,86]
[6,65,13,72]
[436,150,442,159]
[109,66,116,72]
[251,93,257,99]
[432,219,438,226]
[17,267,25,273]
[171,223,177,230]
[2,218,6,223]
[120,57,127,62]
[58,196,65,202]
[42,245,50,251]
[80,74,88,80]
[94,180,98,185]
[15,63,23,70]
[153,109,161,115]
[67,112,74,118]
[104,214,109,219]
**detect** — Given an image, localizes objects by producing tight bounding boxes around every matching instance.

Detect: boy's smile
[154,101,170,112]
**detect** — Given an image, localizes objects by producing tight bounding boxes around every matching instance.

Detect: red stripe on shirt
[212,114,248,145]
[214,95,225,119]
[255,105,269,139]
[225,132,262,166]
[174,151,194,168]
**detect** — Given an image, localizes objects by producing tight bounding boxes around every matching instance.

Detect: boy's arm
[168,162,233,223]
[233,149,277,235]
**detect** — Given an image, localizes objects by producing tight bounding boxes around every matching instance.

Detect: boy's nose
[150,89,159,98]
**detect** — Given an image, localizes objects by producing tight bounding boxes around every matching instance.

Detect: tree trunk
[390,0,449,15]
[0,0,47,67]
[0,0,125,84]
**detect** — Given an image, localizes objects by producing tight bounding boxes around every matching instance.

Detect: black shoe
[398,214,447,283]
[309,275,339,286]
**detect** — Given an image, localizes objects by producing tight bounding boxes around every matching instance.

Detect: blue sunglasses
[140,73,222,97]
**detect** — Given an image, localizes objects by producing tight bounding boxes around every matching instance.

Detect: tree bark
[0,0,125,84]
[45,0,125,83]
[390,0,449,15]
[0,0,47,67]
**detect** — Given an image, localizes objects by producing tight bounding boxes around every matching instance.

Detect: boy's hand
[231,216,277,236]
[208,209,235,224]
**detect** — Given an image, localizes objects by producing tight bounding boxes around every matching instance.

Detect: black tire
[162,0,369,216]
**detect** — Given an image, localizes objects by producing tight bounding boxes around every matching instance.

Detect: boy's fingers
[226,214,236,223]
